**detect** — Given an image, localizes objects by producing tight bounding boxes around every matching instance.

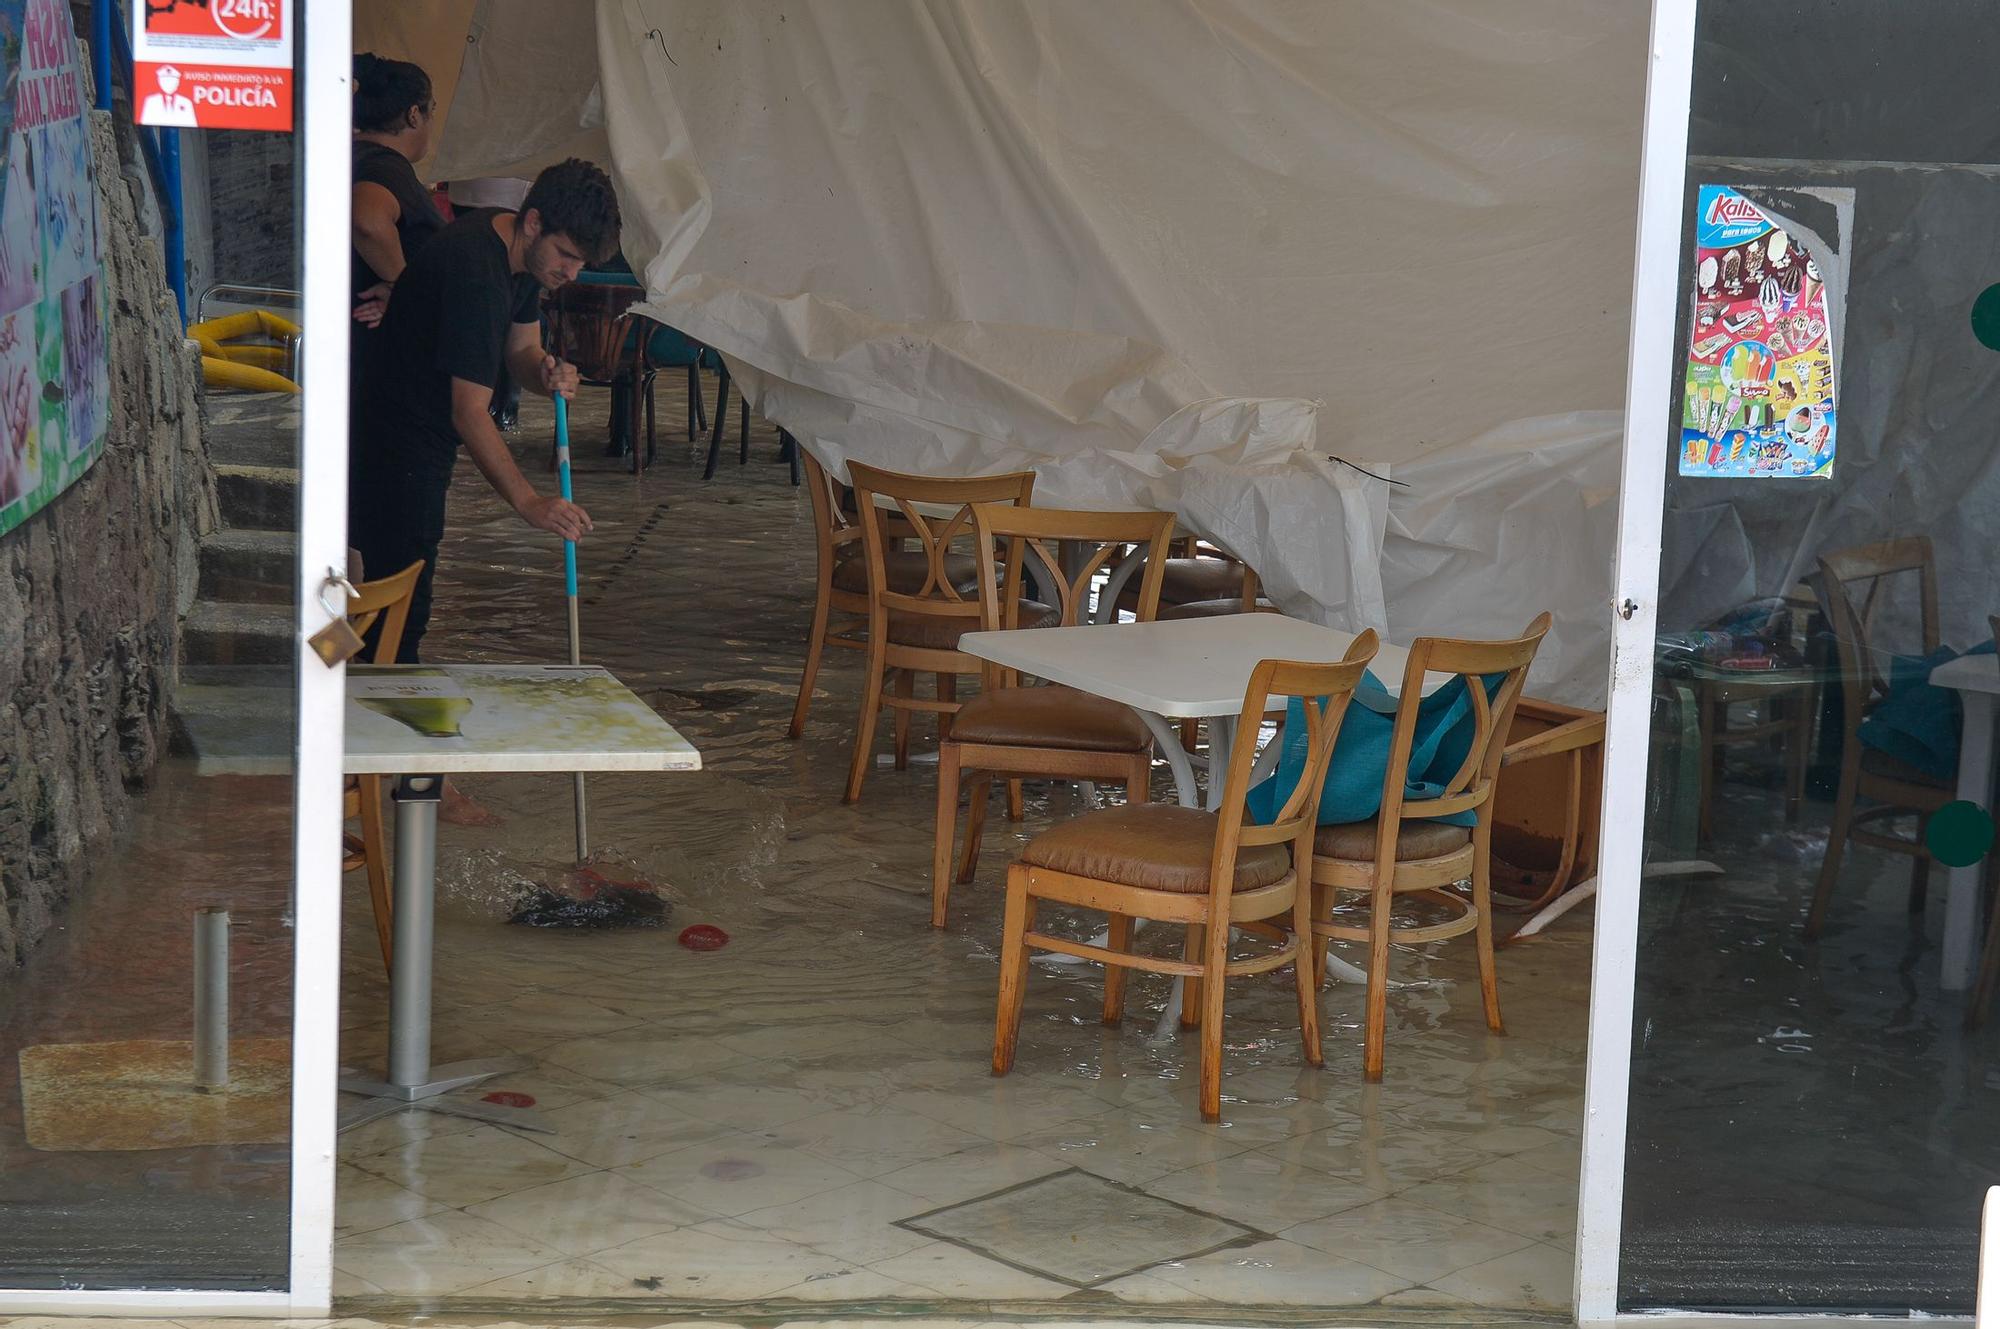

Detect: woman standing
[350,54,443,335]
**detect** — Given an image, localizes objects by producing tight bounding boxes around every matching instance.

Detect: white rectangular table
[1928,652,1997,991]
[961,614,1442,811]
[336,665,700,1133]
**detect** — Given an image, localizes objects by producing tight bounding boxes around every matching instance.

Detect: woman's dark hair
[353,53,431,134]
[521,158,622,264]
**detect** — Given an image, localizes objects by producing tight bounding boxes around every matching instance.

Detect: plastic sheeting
[399,0,1653,704]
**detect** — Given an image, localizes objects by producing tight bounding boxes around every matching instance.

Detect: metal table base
[336,775,551,1134]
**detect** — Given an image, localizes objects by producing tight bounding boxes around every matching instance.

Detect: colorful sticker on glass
[1681,186,1836,480]
[0,0,106,537]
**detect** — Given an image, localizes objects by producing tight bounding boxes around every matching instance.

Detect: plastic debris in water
[679,923,729,951]
[508,866,667,929]
[481,1091,536,1108]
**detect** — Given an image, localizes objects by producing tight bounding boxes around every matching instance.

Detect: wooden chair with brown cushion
[788,451,963,738]
[341,559,426,975]
[930,504,1177,927]
[1806,537,1951,939]
[842,462,1045,804]
[993,637,1378,1121]
[1308,613,1551,1081]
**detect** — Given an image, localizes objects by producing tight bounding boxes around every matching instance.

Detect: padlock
[308,571,366,667]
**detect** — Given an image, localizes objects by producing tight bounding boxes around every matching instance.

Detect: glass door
[0,0,347,1312]
[1584,0,2000,1318]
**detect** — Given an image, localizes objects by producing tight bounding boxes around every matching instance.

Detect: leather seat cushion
[951,686,1152,753]
[1313,818,1473,862]
[1157,598,1278,620]
[831,549,981,596]
[1020,803,1291,894]
[1161,558,1247,604]
[1860,746,1951,789]
[887,599,1057,650]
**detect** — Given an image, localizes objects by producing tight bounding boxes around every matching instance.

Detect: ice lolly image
[359,695,473,738]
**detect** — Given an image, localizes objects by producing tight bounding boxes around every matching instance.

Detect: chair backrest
[970,503,1176,632]
[802,449,862,566]
[846,461,1035,632]
[347,560,426,665]
[545,282,644,382]
[1210,636,1380,905]
[1374,613,1553,843]
[1816,537,1939,726]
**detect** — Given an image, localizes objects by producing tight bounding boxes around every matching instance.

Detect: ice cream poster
[0,0,107,539]
[1680,186,1837,480]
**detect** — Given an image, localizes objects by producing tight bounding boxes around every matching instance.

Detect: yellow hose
[188,308,302,344]
[216,344,290,371]
[202,356,299,394]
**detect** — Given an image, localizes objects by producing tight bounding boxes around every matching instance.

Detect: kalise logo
[1706,194,1765,227]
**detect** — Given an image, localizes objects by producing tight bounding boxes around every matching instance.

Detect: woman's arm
[351,181,406,283]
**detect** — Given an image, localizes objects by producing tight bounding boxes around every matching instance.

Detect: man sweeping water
[348,157,622,821]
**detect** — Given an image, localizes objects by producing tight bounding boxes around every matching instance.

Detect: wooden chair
[1307,613,1551,1081]
[993,637,1378,1122]
[1965,615,2000,1028]
[789,450,956,739]
[930,504,1178,927]
[341,559,426,975]
[542,280,648,466]
[843,462,1043,804]
[1121,537,1274,619]
[1806,537,1951,939]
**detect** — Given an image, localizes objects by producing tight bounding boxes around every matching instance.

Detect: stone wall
[0,109,214,967]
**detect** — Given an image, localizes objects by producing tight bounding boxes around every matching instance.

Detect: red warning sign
[132,0,293,132]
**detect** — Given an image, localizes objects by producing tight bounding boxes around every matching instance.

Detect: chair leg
[1807,755,1860,938]
[957,778,990,884]
[993,869,1035,1074]
[1180,923,1204,1028]
[843,645,887,805]
[703,365,731,480]
[359,774,393,975]
[937,672,956,741]
[1363,880,1394,1081]
[1784,693,1811,824]
[1909,824,1932,915]
[783,429,802,486]
[686,363,699,441]
[1966,859,2000,1029]
[1007,779,1025,821]
[1126,753,1151,807]
[1198,912,1231,1122]
[1290,883,1323,1067]
[933,743,962,929]
[739,385,751,464]
[1102,913,1132,1025]
[788,580,833,739]
[1472,827,1504,1034]
[892,670,914,770]
[643,372,658,469]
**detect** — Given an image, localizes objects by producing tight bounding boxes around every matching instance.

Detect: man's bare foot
[440,779,504,827]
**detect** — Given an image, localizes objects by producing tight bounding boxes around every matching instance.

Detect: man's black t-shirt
[356,208,541,480]
[350,141,445,295]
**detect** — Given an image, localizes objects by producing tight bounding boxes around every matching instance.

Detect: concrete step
[198,528,295,605]
[181,599,292,667]
[214,463,298,532]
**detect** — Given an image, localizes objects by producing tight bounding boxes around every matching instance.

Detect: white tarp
[414,0,1651,704]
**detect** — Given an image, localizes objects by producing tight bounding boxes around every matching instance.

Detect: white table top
[178,664,700,777]
[959,615,1442,719]
[1931,652,2000,696]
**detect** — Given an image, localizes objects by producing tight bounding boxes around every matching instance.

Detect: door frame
[0,0,350,1315]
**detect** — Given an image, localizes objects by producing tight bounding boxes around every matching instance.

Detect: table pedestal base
[337,1055,551,1133]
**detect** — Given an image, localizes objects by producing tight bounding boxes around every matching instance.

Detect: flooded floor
[325,381,1593,1318]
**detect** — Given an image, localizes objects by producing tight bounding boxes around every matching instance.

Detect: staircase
[183,394,300,666]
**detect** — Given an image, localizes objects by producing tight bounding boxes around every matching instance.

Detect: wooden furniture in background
[1967,615,2000,1029]
[341,558,426,975]
[1308,613,1551,1081]
[992,639,1378,1121]
[931,505,1177,927]
[1493,698,1606,917]
[843,462,1042,803]
[1807,537,1950,939]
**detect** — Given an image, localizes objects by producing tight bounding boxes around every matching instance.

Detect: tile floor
[325,386,1594,1318]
